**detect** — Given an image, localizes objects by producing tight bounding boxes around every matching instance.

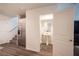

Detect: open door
[53,8,74,56]
[26,11,40,52]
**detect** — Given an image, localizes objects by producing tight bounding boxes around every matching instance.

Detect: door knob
[69,40,72,42]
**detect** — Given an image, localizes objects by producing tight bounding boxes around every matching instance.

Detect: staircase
[18,35,26,48]
[9,35,18,45]
[9,34,26,48]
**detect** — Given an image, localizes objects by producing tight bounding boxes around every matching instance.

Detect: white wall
[0,15,18,44]
[26,5,57,52]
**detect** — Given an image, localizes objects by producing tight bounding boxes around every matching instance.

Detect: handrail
[9,26,17,32]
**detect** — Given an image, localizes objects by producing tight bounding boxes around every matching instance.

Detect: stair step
[9,35,18,45]
[10,39,17,45]
[12,37,17,40]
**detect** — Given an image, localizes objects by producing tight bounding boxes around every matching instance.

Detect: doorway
[18,17,26,48]
[74,20,79,56]
[39,14,53,55]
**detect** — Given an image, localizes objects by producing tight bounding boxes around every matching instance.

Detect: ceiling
[0,3,56,17]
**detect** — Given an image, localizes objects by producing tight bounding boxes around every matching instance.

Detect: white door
[53,8,74,56]
[26,10,40,52]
